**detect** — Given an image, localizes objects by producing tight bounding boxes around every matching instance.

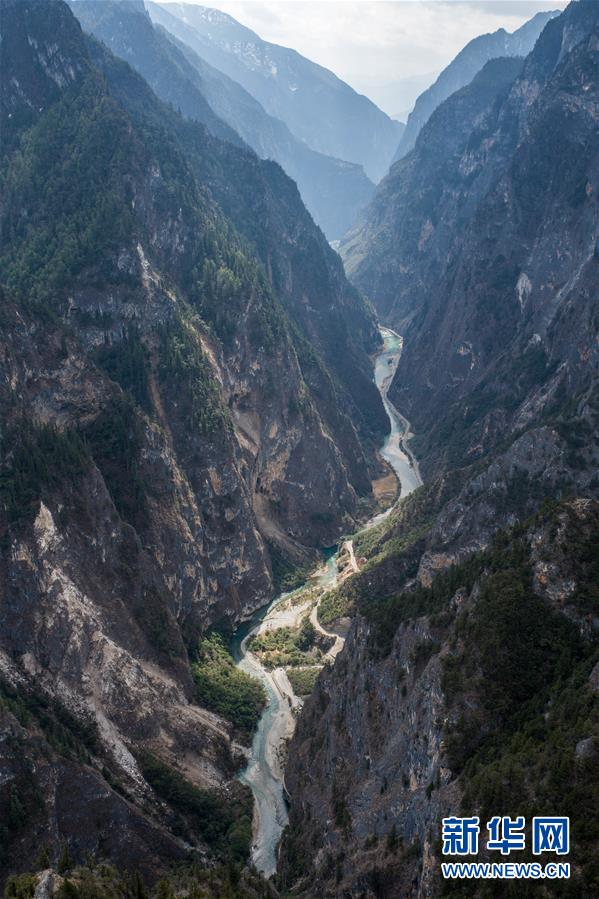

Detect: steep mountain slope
[69,0,243,148]
[0,0,385,880]
[342,55,526,321]
[148,2,402,182]
[85,38,388,455]
[283,4,599,896]
[343,0,599,477]
[392,9,558,162]
[71,0,375,240]
[282,498,599,897]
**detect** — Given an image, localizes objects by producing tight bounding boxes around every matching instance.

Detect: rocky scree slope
[283,4,599,896]
[71,0,375,241]
[0,0,384,880]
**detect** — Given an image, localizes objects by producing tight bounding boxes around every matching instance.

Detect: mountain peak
[151,1,401,181]
[393,7,559,162]
[1,0,91,143]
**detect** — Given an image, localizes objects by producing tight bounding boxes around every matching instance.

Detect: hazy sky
[190,1,567,113]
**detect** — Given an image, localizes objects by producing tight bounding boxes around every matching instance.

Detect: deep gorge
[0,1,597,898]
[233,327,423,878]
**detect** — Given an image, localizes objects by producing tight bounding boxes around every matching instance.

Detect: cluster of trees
[0,76,137,302]
[318,588,351,627]
[266,544,312,593]
[0,419,88,531]
[83,395,148,531]
[95,326,151,413]
[137,751,253,864]
[249,617,324,669]
[4,859,275,899]
[188,249,286,354]
[157,319,230,437]
[286,667,321,697]
[192,634,266,742]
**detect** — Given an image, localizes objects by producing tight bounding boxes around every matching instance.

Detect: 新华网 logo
[441,815,569,856]
[440,815,570,881]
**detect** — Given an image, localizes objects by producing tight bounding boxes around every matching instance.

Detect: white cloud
[181,0,566,112]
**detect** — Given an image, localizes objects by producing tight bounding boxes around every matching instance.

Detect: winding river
[232,326,423,877]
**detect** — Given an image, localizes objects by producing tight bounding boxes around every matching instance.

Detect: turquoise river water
[232,327,422,876]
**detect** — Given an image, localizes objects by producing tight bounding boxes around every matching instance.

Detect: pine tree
[35,847,50,870]
[57,842,72,875]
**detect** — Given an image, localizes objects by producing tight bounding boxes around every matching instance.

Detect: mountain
[71,0,375,240]
[392,9,559,163]
[3,0,598,894]
[283,497,599,896]
[341,55,526,323]
[342,0,599,475]
[283,3,599,895]
[148,2,402,183]
[69,0,243,148]
[0,0,386,880]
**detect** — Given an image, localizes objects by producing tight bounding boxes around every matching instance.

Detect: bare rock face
[342,1,599,480]
[0,0,386,879]
[282,6,599,896]
[281,614,459,897]
[281,500,599,897]
[0,699,188,879]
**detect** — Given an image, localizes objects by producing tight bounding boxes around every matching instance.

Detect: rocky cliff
[392,10,558,163]
[342,0,599,479]
[282,498,599,897]
[0,0,385,880]
[283,4,599,896]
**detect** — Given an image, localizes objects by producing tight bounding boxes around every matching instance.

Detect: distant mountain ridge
[70,0,244,147]
[151,1,402,182]
[392,8,559,162]
[72,0,375,240]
